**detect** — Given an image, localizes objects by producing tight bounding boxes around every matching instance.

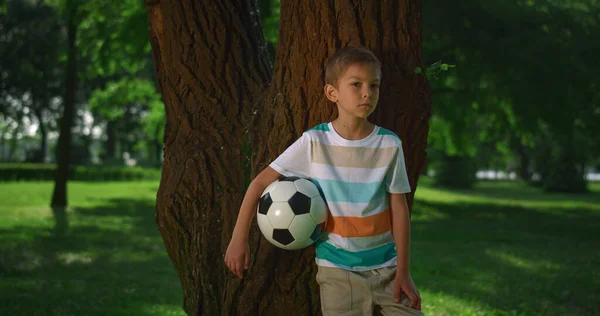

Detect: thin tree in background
[51,0,78,211]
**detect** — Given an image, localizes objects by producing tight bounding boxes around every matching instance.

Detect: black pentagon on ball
[258,193,273,215]
[288,192,311,215]
[279,176,301,182]
[273,229,295,245]
[310,222,325,242]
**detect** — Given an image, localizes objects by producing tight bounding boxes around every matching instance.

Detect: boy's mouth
[359,103,371,107]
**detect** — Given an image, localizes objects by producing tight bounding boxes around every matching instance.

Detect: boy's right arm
[224,166,281,279]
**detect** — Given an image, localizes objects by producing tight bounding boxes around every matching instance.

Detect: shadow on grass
[0,198,184,316]
[51,207,69,238]
[411,198,600,315]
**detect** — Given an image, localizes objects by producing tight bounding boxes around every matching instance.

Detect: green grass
[410,177,600,316]
[0,179,599,315]
[0,181,185,316]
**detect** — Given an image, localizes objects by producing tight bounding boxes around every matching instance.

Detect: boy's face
[325,63,381,119]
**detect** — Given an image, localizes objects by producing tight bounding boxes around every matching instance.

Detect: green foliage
[528,122,590,192]
[430,152,478,189]
[423,0,600,188]
[260,3,280,46]
[88,77,164,161]
[140,92,165,143]
[415,61,456,81]
[88,77,161,120]
[0,0,64,129]
[257,0,280,62]
[0,163,160,181]
[77,0,151,78]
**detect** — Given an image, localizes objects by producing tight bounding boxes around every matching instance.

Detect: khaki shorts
[316,265,425,316]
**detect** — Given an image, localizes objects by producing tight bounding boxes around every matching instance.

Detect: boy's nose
[362,89,371,98]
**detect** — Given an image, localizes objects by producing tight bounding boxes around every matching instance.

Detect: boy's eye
[351,82,361,87]
[371,84,380,88]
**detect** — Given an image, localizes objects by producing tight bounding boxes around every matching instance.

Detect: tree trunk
[543,136,588,193]
[34,107,48,163]
[145,0,430,315]
[51,0,77,208]
[9,125,19,161]
[516,143,531,182]
[0,131,5,161]
[105,120,116,161]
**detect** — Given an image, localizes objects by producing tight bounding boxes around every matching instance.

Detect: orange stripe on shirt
[324,209,392,238]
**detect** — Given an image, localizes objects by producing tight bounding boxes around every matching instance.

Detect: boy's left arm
[390,192,422,310]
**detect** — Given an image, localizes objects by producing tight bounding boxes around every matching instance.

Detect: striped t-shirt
[269,122,411,271]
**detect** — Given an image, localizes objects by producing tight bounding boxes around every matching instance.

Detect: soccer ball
[256,176,328,250]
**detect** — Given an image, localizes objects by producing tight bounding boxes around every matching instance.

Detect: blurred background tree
[423,0,600,192]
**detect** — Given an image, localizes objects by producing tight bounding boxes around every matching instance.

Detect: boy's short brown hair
[325,46,381,87]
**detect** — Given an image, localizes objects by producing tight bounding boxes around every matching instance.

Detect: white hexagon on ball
[268,181,297,202]
[266,202,295,229]
[310,195,328,224]
[293,178,320,198]
[288,214,317,241]
[256,213,273,240]
[261,180,278,197]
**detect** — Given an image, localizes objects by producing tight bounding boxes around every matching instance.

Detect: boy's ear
[324,84,338,103]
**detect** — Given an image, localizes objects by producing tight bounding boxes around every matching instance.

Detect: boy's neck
[332,118,374,140]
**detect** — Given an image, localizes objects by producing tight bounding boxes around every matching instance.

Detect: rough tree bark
[145,0,430,315]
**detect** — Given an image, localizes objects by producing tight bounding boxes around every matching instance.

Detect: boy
[225,46,423,315]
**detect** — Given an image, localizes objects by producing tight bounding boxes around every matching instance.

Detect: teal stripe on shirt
[315,241,397,269]
[308,123,330,132]
[312,178,385,203]
[377,127,400,139]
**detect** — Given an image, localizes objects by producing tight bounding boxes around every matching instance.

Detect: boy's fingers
[414,293,421,309]
[406,290,417,308]
[238,262,245,278]
[393,287,400,302]
[233,263,238,278]
[234,262,242,278]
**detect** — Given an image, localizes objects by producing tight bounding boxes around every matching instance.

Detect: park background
[1,0,599,315]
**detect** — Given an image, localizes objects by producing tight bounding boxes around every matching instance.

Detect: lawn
[411,178,600,316]
[0,179,598,315]
[0,181,185,316]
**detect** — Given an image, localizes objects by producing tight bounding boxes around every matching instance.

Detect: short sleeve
[269,132,311,178]
[385,141,411,194]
